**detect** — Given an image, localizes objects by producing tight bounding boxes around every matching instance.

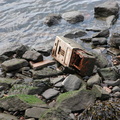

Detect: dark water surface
[0,0,120,49]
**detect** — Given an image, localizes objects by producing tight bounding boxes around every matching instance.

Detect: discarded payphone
[52,36,95,76]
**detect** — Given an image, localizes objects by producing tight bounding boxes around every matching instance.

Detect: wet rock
[1,58,29,72]
[50,76,64,84]
[42,88,60,100]
[64,29,87,39]
[109,33,120,48]
[80,37,92,42]
[94,1,119,18]
[0,113,18,120]
[58,90,96,112]
[98,67,119,81]
[93,29,109,38]
[107,47,120,55]
[0,42,29,58]
[112,86,120,92]
[31,67,63,79]
[25,107,49,119]
[92,85,110,100]
[62,74,82,91]
[106,15,117,28]
[104,79,120,87]
[86,27,102,32]
[62,11,84,24]
[44,14,61,26]
[87,73,101,87]
[92,37,107,46]
[0,95,31,111]
[22,50,43,62]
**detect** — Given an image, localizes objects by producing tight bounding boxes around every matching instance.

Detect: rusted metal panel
[52,36,96,76]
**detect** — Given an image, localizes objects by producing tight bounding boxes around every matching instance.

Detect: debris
[30,60,55,70]
[52,36,95,76]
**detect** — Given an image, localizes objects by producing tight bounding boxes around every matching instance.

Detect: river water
[0,0,120,50]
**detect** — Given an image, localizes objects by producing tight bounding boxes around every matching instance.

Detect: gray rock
[0,42,28,58]
[0,55,9,63]
[62,11,84,24]
[93,53,108,68]
[31,67,63,79]
[50,76,64,84]
[106,15,117,28]
[98,67,119,81]
[92,37,107,45]
[80,37,92,42]
[93,29,109,38]
[0,113,18,120]
[1,58,28,72]
[107,47,120,55]
[25,107,48,118]
[59,90,96,112]
[94,1,119,17]
[104,79,120,87]
[64,29,87,38]
[109,33,120,48]
[44,14,61,26]
[42,88,60,100]
[113,92,120,98]
[87,73,101,87]
[0,96,31,111]
[32,40,53,56]
[112,86,120,92]
[22,50,43,62]
[92,85,110,100]
[62,74,82,91]
[54,82,63,88]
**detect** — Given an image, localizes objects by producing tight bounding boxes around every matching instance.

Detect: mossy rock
[0,94,45,111]
[39,108,73,120]
[8,84,36,95]
[17,94,45,105]
[56,81,86,105]
[0,77,16,84]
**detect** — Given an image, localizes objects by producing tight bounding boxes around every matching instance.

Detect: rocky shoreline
[0,1,120,120]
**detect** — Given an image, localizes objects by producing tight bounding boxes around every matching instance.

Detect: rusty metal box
[52,36,95,76]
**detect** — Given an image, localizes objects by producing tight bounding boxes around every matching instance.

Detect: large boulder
[62,11,84,24]
[22,50,43,62]
[62,74,83,91]
[44,14,61,27]
[0,42,29,58]
[58,90,96,112]
[64,29,87,39]
[1,58,29,72]
[94,1,119,18]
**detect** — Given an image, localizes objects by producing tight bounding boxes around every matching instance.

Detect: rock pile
[0,1,120,120]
